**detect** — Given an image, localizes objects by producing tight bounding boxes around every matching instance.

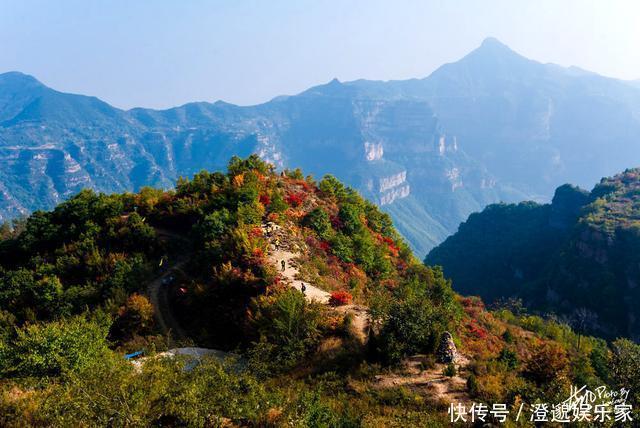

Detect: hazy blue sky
[2,0,639,109]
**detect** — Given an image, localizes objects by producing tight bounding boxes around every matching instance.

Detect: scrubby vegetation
[1,156,639,426]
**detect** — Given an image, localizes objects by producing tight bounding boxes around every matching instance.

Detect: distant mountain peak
[480,37,507,48]
[0,71,44,88]
[472,37,520,58]
[428,36,534,79]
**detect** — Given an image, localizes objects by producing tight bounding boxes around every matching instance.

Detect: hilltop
[1,156,636,426]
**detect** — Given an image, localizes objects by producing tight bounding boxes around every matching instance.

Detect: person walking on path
[281,260,286,271]
[301,282,306,296]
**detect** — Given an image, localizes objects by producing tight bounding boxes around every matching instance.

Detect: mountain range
[2,37,640,256]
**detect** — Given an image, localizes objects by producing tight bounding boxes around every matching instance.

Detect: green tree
[249,288,322,370]
[377,292,449,364]
[0,314,111,377]
[237,200,265,225]
[610,339,640,406]
[303,207,333,240]
[318,175,347,200]
[338,203,363,235]
[269,191,288,213]
[227,154,271,177]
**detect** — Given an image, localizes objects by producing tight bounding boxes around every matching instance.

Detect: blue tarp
[124,350,144,360]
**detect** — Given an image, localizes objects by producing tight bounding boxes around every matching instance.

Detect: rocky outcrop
[436,331,458,363]
[380,185,410,206]
[364,142,383,161]
[379,171,407,193]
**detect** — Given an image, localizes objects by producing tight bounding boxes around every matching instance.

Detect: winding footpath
[147,259,189,343]
[146,229,193,343]
[262,222,471,404]
[146,225,469,404]
[263,222,370,343]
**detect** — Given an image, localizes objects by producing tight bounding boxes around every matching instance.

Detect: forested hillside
[0,156,637,426]
[427,169,640,340]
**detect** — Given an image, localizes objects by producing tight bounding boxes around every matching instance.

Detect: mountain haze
[2,38,640,255]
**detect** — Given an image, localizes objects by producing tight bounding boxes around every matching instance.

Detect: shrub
[589,340,610,383]
[467,374,479,396]
[237,200,265,225]
[110,293,154,340]
[497,348,519,369]
[293,390,361,427]
[259,194,271,206]
[610,339,640,406]
[329,290,352,307]
[249,288,323,371]
[523,342,568,385]
[269,191,288,213]
[23,352,275,426]
[0,314,111,378]
[443,363,457,377]
[377,294,448,364]
[502,329,514,344]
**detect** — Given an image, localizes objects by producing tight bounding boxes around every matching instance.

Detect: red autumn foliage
[295,179,314,192]
[460,296,485,309]
[250,227,263,238]
[387,244,399,257]
[329,290,352,306]
[460,296,486,318]
[259,194,271,206]
[252,247,264,258]
[379,235,400,257]
[304,235,321,251]
[466,319,489,339]
[285,192,306,207]
[382,236,394,246]
[318,241,331,252]
[460,297,475,307]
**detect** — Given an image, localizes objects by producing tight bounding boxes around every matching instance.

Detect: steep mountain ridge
[3,38,640,256]
[0,71,498,256]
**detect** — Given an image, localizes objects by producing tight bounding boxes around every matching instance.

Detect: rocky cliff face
[0,72,501,256]
[3,38,640,256]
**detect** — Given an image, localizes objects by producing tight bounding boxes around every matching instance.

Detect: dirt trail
[264,222,369,343]
[374,354,472,405]
[271,247,331,303]
[147,229,192,343]
[147,259,188,342]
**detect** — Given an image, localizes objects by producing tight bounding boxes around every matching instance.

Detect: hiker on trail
[275,238,280,250]
[301,282,306,296]
[281,260,286,271]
